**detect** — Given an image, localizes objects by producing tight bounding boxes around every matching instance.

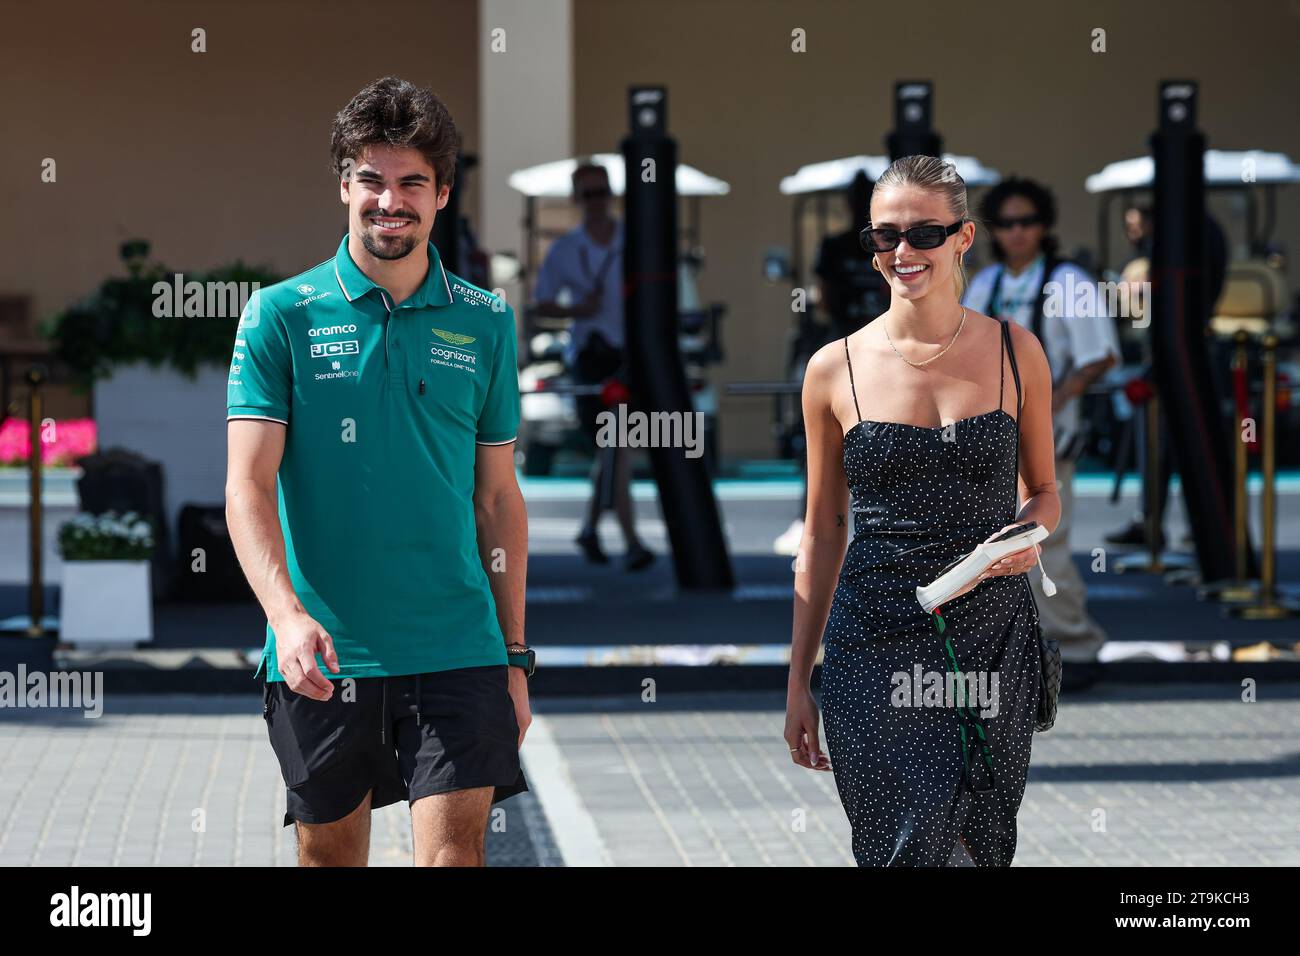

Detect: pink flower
[0,419,29,465]
[0,418,98,466]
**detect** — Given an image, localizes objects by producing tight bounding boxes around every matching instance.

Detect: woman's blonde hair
[872,155,971,300]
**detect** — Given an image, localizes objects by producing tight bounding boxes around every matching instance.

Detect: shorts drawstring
[415,674,422,726]
[380,678,387,744]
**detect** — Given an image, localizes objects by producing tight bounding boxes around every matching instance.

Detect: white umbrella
[779,153,1001,195]
[508,153,730,197]
[1085,149,1300,193]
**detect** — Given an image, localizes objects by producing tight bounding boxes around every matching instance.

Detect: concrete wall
[94,363,230,542]
[479,0,573,310]
[4,0,1299,464]
[0,0,481,327]
[572,0,1300,456]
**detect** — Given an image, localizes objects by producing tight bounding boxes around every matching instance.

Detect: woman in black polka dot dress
[785,156,1061,866]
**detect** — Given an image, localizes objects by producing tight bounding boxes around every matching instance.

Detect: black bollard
[1148,81,1244,583]
[885,81,942,161]
[431,153,464,275]
[621,87,733,590]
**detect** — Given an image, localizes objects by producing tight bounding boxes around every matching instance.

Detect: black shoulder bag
[1001,318,1062,732]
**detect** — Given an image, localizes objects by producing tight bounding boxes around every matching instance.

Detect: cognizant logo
[308,324,357,337]
[430,346,476,364]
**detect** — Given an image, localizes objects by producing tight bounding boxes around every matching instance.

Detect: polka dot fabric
[820,334,1040,866]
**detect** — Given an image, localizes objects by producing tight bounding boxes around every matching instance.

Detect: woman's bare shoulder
[1004,319,1050,380]
[804,336,850,388]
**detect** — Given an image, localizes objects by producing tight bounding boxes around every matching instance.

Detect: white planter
[60,560,153,648]
[0,467,79,585]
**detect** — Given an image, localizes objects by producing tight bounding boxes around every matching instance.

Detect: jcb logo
[310,340,359,359]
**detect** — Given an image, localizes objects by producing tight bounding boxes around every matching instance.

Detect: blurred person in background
[815,171,892,341]
[774,172,890,555]
[1106,203,1228,552]
[533,162,654,572]
[963,177,1119,687]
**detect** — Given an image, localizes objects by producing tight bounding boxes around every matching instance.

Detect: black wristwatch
[506,643,535,678]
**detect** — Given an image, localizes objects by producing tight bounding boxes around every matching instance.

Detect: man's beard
[360,221,421,261]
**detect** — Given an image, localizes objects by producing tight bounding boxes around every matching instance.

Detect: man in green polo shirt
[226,76,533,867]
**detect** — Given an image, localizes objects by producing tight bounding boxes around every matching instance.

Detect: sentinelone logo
[0,666,103,718]
[50,886,150,936]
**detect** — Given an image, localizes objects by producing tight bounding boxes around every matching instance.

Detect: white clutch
[916,522,1051,614]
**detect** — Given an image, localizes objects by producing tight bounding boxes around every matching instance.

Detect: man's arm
[473,441,530,743]
[1052,354,1116,414]
[533,294,599,320]
[226,419,338,700]
[532,239,599,320]
[1055,265,1121,413]
[473,442,527,645]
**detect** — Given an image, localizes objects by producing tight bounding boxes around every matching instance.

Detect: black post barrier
[885,81,942,161]
[1148,81,1241,584]
[26,366,46,637]
[431,153,463,274]
[622,87,733,590]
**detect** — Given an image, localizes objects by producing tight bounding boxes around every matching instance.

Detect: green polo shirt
[228,237,520,681]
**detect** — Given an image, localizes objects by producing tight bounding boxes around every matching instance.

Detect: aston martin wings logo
[431,328,476,346]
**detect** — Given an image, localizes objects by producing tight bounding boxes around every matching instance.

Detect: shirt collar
[581,218,623,251]
[332,235,454,309]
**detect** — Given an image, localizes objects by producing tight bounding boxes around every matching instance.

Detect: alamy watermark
[891,666,999,718]
[152,273,260,319]
[50,886,150,935]
[0,666,103,718]
[1044,273,1150,328]
[595,403,705,459]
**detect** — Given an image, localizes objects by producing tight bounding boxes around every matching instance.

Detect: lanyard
[933,607,996,794]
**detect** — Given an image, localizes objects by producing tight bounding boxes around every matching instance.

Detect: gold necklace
[883,307,967,368]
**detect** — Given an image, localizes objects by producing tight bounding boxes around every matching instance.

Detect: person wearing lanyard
[226,77,532,865]
[963,177,1118,689]
[533,162,655,571]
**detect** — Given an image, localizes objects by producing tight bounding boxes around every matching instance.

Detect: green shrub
[44,240,282,386]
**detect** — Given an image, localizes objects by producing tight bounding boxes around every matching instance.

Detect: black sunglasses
[578,187,611,200]
[992,214,1043,230]
[860,220,963,253]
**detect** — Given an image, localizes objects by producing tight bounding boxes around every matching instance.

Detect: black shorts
[574,333,624,448]
[261,665,527,827]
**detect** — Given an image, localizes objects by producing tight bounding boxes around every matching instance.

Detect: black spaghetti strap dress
[820,320,1040,866]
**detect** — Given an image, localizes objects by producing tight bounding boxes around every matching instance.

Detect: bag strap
[1032,257,1059,343]
[1002,319,1023,523]
[988,255,1060,351]
[931,608,996,793]
[930,321,1029,790]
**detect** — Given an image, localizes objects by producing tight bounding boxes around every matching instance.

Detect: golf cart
[1087,149,1299,338]
[1085,148,1300,465]
[507,153,730,476]
[764,153,1002,460]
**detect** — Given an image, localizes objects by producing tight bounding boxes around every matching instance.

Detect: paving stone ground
[533,684,1300,866]
[1,683,1297,866]
[0,696,556,867]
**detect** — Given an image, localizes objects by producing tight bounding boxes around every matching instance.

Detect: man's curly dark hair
[979,176,1059,262]
[330,76,461,189]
